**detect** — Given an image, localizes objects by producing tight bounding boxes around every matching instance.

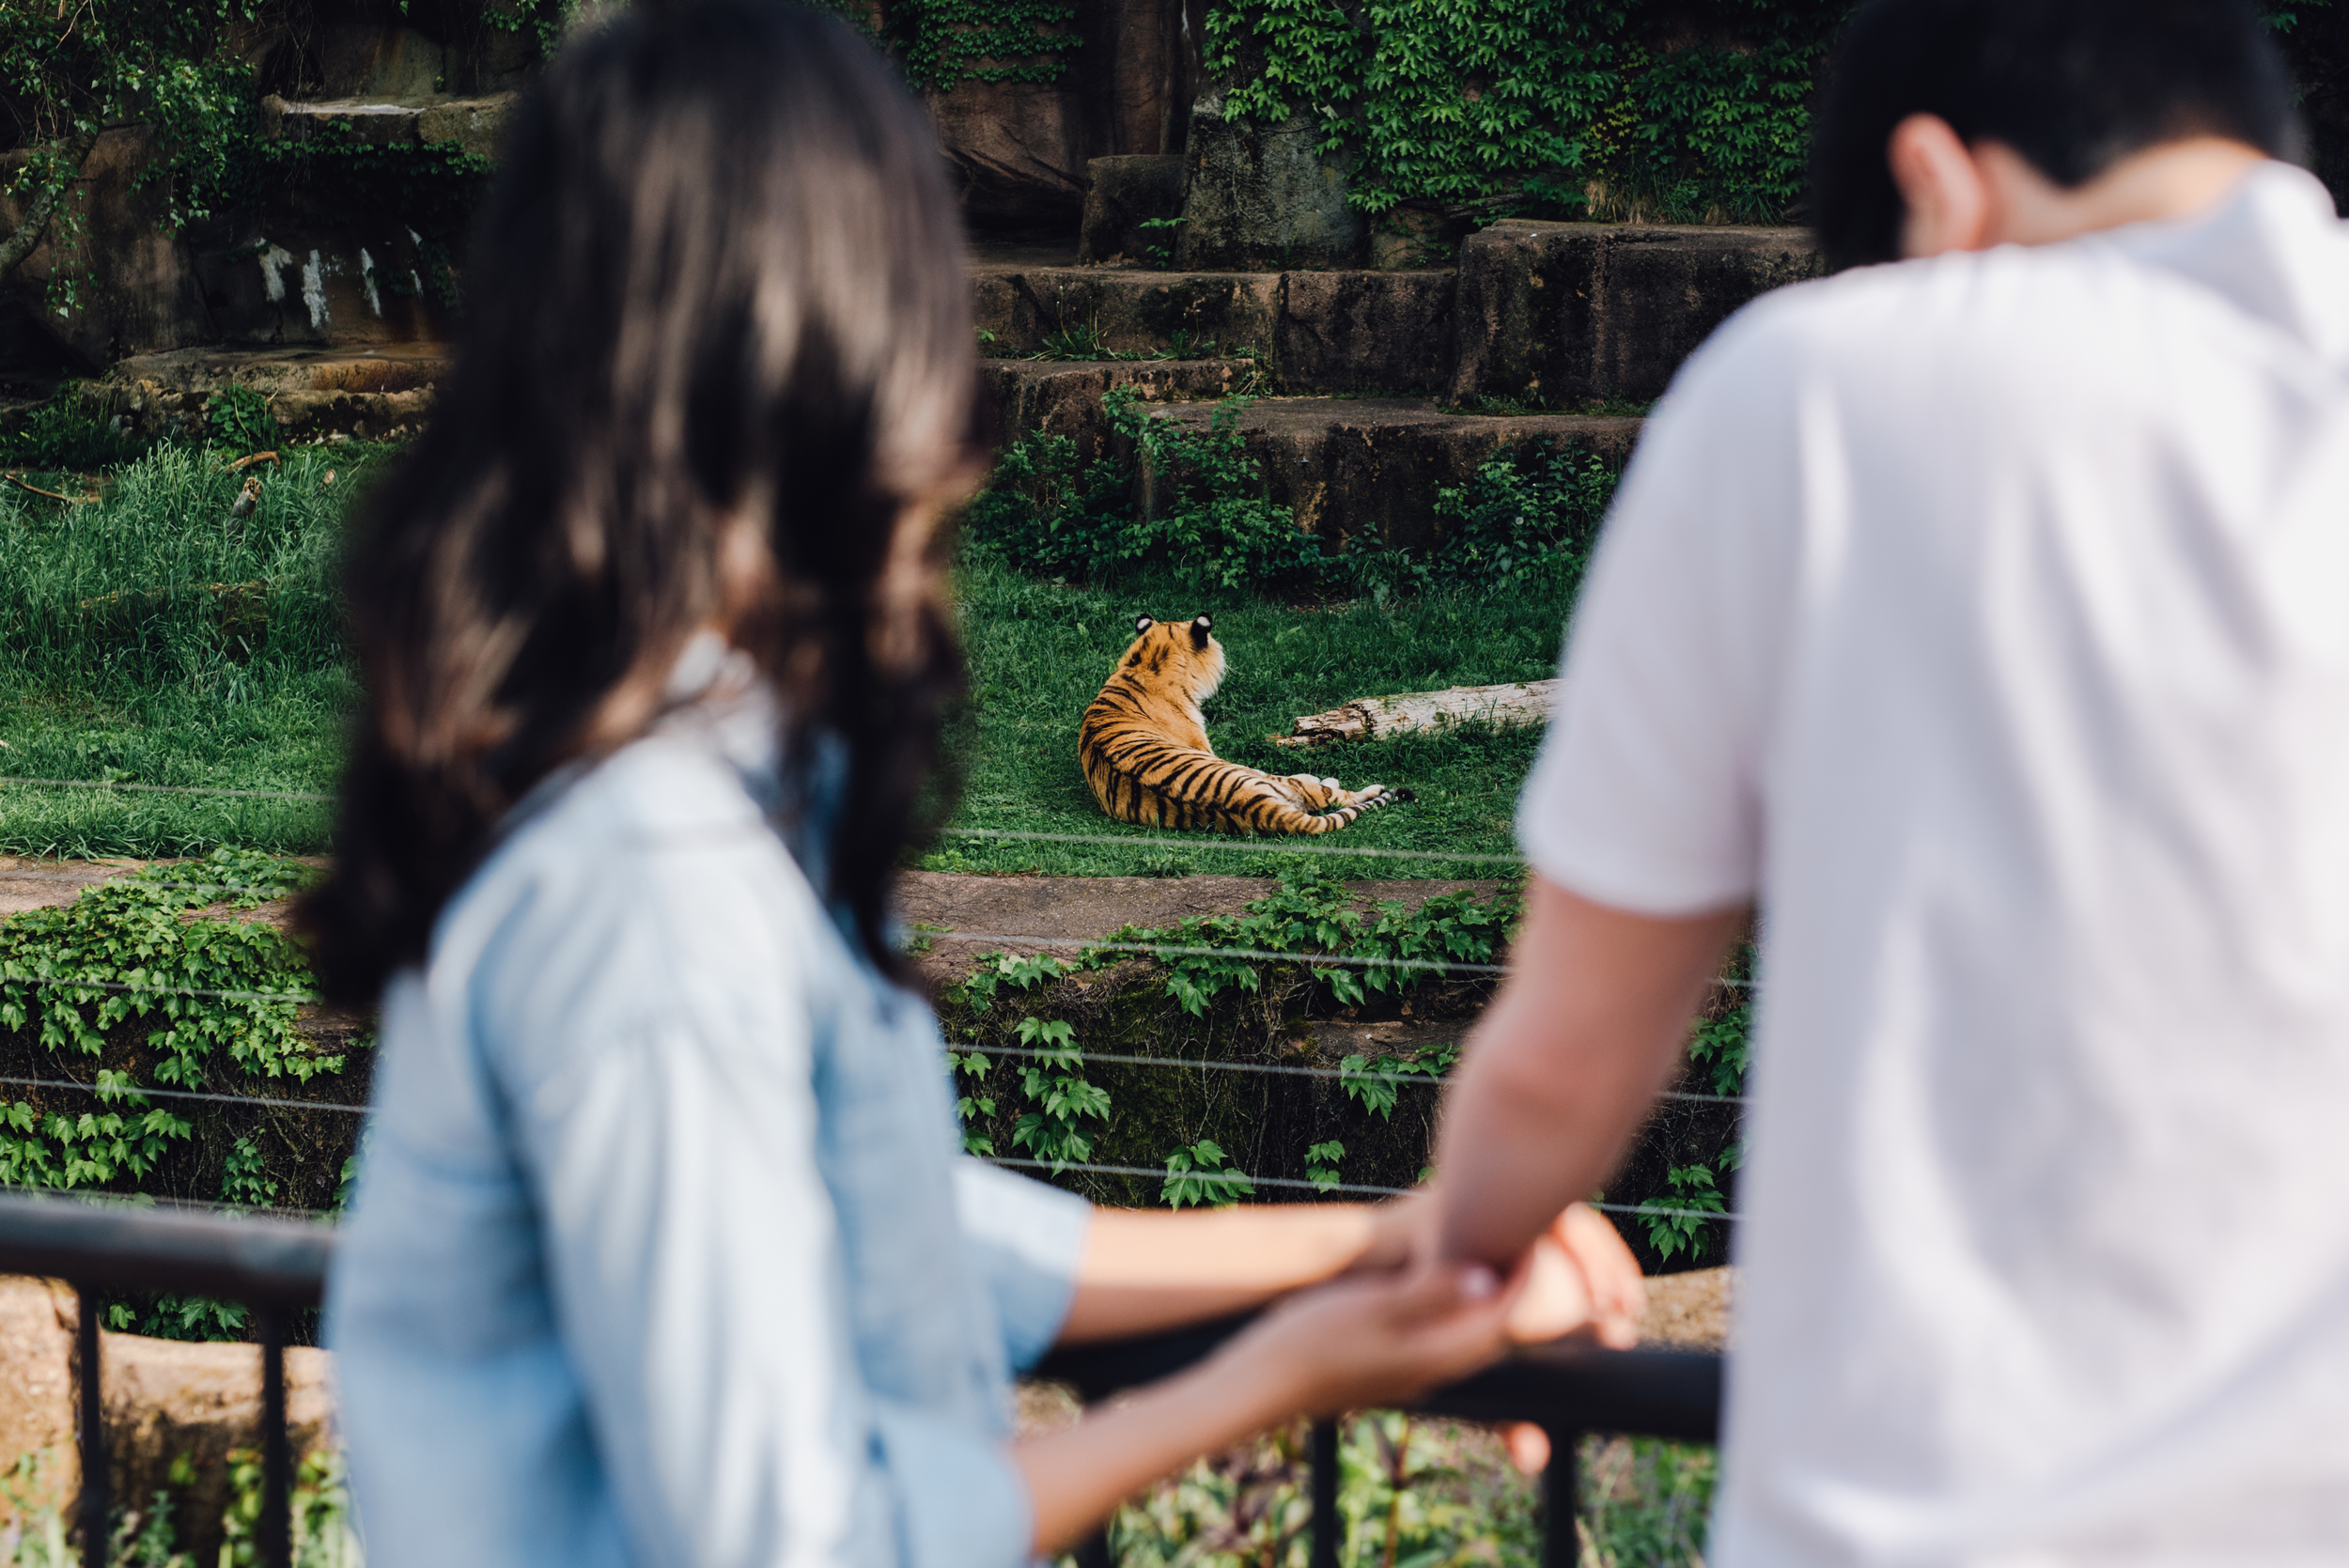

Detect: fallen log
[1270,678,1562,747]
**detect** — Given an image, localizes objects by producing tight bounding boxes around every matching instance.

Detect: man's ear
[1889,113,1993,259]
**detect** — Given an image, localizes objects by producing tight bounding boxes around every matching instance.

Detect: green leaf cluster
[1161,1137,1255,1208]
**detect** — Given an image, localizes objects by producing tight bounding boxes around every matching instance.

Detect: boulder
[929,80,1093,235]
[1448,221,1823,407]
[0,129,214,371]
[1175,91,1365,271]
[970,262,1455,394]
[0,1279,76,1527]
[1078,155,1187,265]
[100,346,450,442]
[101,1324,335,1567]
[0,1278,335,1566]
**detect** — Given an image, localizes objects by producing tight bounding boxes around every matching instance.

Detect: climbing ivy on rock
[1202,0,1846,222]
[885,0,1081,93]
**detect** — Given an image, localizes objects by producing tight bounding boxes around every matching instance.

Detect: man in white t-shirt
[1428,0,2349,1561]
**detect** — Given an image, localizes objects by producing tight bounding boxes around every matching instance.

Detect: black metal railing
[0,1192,332,1568]
[0,1190,1724,1568]
[1040,1316,1721,1568]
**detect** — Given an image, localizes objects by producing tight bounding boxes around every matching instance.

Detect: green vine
[0,848,356,1203]
[889,0,1081,94]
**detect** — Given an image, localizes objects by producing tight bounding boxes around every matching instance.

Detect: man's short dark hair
[1811,0,2302,271]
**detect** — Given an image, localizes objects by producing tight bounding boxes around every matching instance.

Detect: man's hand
[1510,1203,1644,1348]
[1364,1190,1644,1347]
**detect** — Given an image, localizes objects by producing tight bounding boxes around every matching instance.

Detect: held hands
[1361,1195,1645,1349]
[1220,1257,1526,1420]
[1215,1196,1647,1423]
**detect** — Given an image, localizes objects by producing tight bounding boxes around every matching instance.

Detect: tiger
[1079,613,1412,834]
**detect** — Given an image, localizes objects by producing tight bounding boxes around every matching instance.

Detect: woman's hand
[1217,1258,1525,1420]
[1511,1203,1644,1349]
[1362,1196,1645,1349]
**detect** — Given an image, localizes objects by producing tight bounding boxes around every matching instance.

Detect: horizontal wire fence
[0,775,1752,1219]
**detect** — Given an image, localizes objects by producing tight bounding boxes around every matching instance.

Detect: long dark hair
[303,0,976,1003]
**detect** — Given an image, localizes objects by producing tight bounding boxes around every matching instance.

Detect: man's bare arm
[1435,876,1746,1266]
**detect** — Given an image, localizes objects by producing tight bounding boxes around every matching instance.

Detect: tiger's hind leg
[1276,773,1416,813]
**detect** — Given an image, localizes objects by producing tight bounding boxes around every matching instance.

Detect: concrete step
[973,251,1455,396]
[973,220,1821,406]
[1139,396,1643,551]
[974,357,1263,461]
[1450,221,1822,405]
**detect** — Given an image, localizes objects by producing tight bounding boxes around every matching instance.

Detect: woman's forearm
[1015,1347,1295,1555]
[1057,1203,1393,1343]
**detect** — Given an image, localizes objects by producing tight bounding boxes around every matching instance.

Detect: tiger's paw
[1358,784,1415,807]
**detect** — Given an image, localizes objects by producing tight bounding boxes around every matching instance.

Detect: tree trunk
[0,127,100,284]
[1269,678,1563,747]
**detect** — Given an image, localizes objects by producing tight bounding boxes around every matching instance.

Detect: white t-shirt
[1519,163,2349,1566]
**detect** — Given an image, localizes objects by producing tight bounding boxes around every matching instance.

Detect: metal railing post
[1310,1418,1341,1568]
[259,1304,292,1568]
[76,1284,106,1565]
[1541,1429,1579,1568]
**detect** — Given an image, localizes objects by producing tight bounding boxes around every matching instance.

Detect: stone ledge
[1450,222,1822,406]
[973,268,1457,395]
[261,93,516,161]
[1141,396,1642,550]
[975,358,1259,461]
[99,346,449,441]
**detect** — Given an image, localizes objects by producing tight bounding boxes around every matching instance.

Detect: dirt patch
[898,870,1502,986]
[1638,1265,1732,1351]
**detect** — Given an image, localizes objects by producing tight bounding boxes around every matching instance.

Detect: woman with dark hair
[308,5,1641,1564]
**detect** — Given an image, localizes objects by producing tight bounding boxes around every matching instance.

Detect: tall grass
[0,443,381,858]
[0,445,1580,872]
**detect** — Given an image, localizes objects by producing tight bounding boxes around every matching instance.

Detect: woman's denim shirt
[326,661,1090,1568]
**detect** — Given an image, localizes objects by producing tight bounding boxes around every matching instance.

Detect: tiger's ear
[1134,614,1155,634]
[1192,613,1212,631]
[1190,614,1213,649]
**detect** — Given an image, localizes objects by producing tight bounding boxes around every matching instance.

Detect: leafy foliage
[885,0,1081,92]
[204,387,280,458]
[0,0,282,299]
[1303,1138,1346,1193]
[1347,444,1619,605]
[1638,1161,1730,1265]
[1202,0,1845,223]
[0,386,146,471]
[0,848,336,1192]
[963,391,1321,593]
[1127,873,1512,1019]
[1161,1137,1255,1208]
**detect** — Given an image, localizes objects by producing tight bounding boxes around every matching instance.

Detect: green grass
[927,555,1571,878]
[0,447,1576,876]
[0,442,390,859]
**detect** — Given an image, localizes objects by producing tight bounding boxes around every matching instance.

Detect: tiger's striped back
[1078,614,1407,836]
